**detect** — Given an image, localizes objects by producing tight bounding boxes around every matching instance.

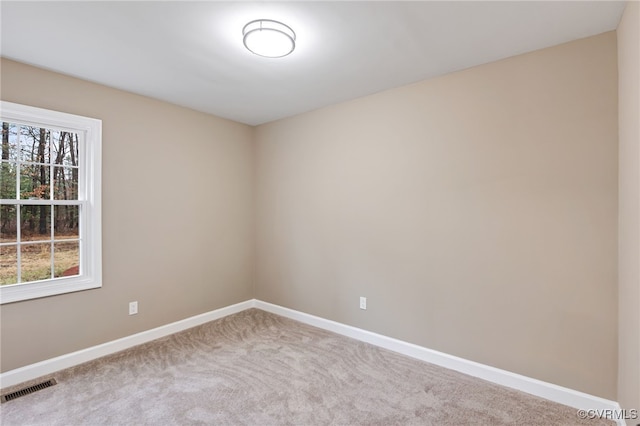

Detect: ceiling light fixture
[243,19,296,58]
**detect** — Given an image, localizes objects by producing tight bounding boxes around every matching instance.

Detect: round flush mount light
[243,19,296,58]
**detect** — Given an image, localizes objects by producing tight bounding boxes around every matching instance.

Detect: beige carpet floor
[0,308,611,425]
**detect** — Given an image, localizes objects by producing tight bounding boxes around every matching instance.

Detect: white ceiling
[0,1,627,126]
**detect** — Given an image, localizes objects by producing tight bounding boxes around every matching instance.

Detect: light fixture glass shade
[243,19,296,58]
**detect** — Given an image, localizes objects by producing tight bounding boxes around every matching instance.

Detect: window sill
[0,275,102,304]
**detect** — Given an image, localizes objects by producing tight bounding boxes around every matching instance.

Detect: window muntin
[0,102,101,304]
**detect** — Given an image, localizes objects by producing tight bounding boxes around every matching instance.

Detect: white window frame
[0,101,102,304]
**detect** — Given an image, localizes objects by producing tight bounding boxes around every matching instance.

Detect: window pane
[21,205,51,241]
[53,166,78,200]
[54,241,79,278]
[54,205,79,239]
[0,205,17,243]
[0,244,17,285]
[20,164,51,200]
[1,161,17,199]
[51,131,79,167]
[21,242,52,282]
[20,126,50,164]
[2,122,19,161]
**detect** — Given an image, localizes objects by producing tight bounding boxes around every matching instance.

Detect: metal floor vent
[1,379,57,403]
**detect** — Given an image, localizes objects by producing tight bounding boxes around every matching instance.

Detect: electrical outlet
[359,296,367,310]
[129,301,138,315]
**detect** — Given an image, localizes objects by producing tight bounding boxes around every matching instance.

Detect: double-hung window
[0,101,101,304]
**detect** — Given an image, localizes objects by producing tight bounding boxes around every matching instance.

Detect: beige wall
[254,32,619,399]
[617,1,640,411]
[0,59,255,372]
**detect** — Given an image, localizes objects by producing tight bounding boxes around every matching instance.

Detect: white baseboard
[1,298,624,425]
[0,299,254,390]
[254,300,625,425]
